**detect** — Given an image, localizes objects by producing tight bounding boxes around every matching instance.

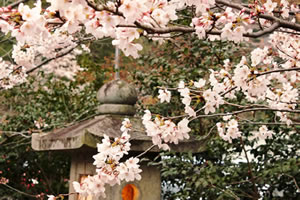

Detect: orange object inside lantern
[121,184,139,200]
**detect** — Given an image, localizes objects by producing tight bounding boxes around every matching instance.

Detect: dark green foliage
[159,128,300,200]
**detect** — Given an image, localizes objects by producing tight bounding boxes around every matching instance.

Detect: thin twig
[240,121,300,126]
[209,183,240,200]
[224,101,268,109]
[1,183,37,198]
[240,137,259,199]
[191,108,300,121]
[283,174,300,192]
[25,47,78,74]
[136,144,156,158]
[8,0,27,8]
[2,131,31,138]
[221,67,300,97]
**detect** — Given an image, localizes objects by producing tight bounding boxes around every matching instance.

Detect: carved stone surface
[97,79,138,105]
[97,104,136,115]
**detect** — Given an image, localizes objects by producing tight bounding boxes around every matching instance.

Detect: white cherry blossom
[194,79,206,88]
[264,0,277,13]
[158,89,171,103]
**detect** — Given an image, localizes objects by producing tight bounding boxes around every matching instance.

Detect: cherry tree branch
[244,22,280,38]
[240,121,300,126]
[256,67,300,76]
[282,174,300,192]
[224,101,269,109]
[0,46,79,90]
[85,0,300,39]
[25,46,78,74]
[191,108,300,121]
[209,183,240,200]
[134,21,280,38]
[216,0,300,31]
[1,183,37,198]
[1,130,31,138]
[0,35,96,90]
[136,144,156,158]
[221,67,300,97]
[8,0,27,8]
[0,47,77,84]
[240,137,260,199]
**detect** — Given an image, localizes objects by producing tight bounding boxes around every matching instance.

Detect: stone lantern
[31,80,204,200]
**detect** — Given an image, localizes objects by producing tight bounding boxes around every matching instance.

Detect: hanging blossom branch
[221,66,300,97]
[48,116,193,198]
[85,0,299,38]
[0,35,95,89]
[25,46,78,74]
[0,0,300,62]
[0,46,77,90]
[160,66,300,98]
[148,35,299,142]
[70,119,143,198]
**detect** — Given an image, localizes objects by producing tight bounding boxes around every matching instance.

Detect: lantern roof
[31,80,206,153]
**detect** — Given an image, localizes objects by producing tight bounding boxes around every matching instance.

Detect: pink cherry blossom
[158,89,171,103]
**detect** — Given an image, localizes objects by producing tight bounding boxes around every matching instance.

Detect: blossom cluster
[0,58,27,89]
[142,110,191,150]
[34,117,49,130]
[0,32,88,88]
[250,125,274,141]
[0,2,86,88]
[72,118,142,198]
[216,116,241,143]
[40,45,87,81]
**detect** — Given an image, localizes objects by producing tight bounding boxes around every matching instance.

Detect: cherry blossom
[158,88,171,103]
[34,118,49,130]
[264,0,277,13]
[0,58,27,89]
[142,110,191,149]
[121,118,132,132]
[250,125,274,140]
[47,195,56,200]
[216,119,241,143]
[194,79,206,88]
